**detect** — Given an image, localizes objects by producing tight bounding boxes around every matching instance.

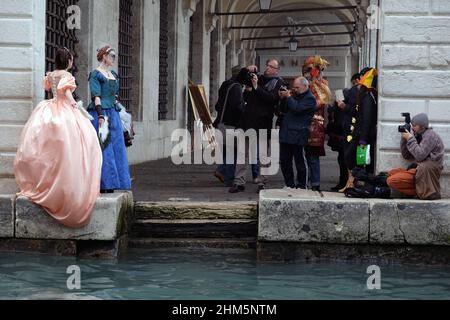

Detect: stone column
[190,0,211,94]
[76,0,120,110]
[209,26,221,113]
[0,0,45,193]
[377,0,450,196]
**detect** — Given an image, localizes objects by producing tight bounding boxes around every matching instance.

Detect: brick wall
[378,0,450,196]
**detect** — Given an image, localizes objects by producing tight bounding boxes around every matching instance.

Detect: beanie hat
[411,113,429,128]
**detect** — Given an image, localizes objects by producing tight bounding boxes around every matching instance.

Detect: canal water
[0,248,449,300]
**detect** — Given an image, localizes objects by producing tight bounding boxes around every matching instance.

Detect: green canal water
[0,248,449,300]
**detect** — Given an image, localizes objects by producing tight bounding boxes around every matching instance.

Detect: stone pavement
[130,150,340,202]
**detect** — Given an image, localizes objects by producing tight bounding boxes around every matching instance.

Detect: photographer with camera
[229,60,285,193]
[387,113,444,200]
[278,77,316,189]
[213,67,248,187]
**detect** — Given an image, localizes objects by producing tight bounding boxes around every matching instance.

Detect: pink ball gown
[14,70,103,228]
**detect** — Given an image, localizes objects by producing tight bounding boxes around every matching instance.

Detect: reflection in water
[0,248,449,300]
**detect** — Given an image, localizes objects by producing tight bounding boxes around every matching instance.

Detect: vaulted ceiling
[208,0,370,51]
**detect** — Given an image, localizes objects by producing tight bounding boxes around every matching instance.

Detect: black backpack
[344,168,391,199]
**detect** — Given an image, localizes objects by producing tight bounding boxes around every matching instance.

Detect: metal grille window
[45,0,79,98]
[119,0,133,111]
[158,0,169,120]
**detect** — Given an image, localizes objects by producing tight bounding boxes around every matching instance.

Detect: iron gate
[119,0,134,111]
[158,0,169,120]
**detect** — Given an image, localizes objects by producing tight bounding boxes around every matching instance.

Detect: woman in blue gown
[88,45,131,193]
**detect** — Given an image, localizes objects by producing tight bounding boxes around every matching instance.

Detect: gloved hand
[407,163,418,171]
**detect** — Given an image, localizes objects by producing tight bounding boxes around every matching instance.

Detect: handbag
[308,114,325,147]
[356,144,371,166]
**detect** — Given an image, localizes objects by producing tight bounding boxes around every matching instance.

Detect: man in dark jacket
[228,61,285,193]
[252,59,285,133]
[330,77,360,191]
[278,77,317,189]
[213,68,247,187]
[344,85,378,174]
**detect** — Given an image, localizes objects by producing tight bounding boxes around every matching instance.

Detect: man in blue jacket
[278,77,317,189]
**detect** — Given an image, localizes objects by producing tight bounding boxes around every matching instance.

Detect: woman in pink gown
[14,48,102,228]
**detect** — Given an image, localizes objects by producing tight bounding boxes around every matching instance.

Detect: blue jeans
[217,164,235,186]
[252,163,260,179]
[306,154,320,187]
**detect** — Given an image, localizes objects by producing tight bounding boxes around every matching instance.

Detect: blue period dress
[88,69,131,191]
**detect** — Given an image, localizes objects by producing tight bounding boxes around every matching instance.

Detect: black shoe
[330,184,345,192]
[100,189,114,194]
[229,185,245,193]
[214,171,225,183]
[257,185,265,193]
[311,186,321,192]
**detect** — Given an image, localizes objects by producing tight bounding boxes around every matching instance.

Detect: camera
[398,112,411,133]
[279,85,289,92]
[243,71,256,87]
[236,67,258,87]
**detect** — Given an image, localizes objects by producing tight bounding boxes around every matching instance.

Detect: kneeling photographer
[387,113,445,200]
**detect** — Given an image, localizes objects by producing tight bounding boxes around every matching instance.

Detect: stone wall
[377,0,450,197]
[0,0,45,194]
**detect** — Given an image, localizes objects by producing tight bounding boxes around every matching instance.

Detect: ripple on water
[0,249,449,300]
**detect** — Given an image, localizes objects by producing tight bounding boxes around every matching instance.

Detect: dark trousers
[337,145,349,186]
[280,143,308,189]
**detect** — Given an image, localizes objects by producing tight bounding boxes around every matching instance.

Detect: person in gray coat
[387,113,445,200]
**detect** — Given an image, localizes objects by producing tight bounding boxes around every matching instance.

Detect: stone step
[128,237,257,249]
[131,219,258,239]
[134,201,258,220]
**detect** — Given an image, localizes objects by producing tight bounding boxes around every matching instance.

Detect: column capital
[222,30,232,46]
[183,0,199,21]
[206,15,219,34]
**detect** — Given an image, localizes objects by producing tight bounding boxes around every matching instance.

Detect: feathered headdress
[303,55,330,76]
[303,55,332,105]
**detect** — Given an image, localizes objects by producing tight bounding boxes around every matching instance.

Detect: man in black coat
[229,61,285,193]
[278,77,317,189]
[252,59,285,133]
[213,68,247,187]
